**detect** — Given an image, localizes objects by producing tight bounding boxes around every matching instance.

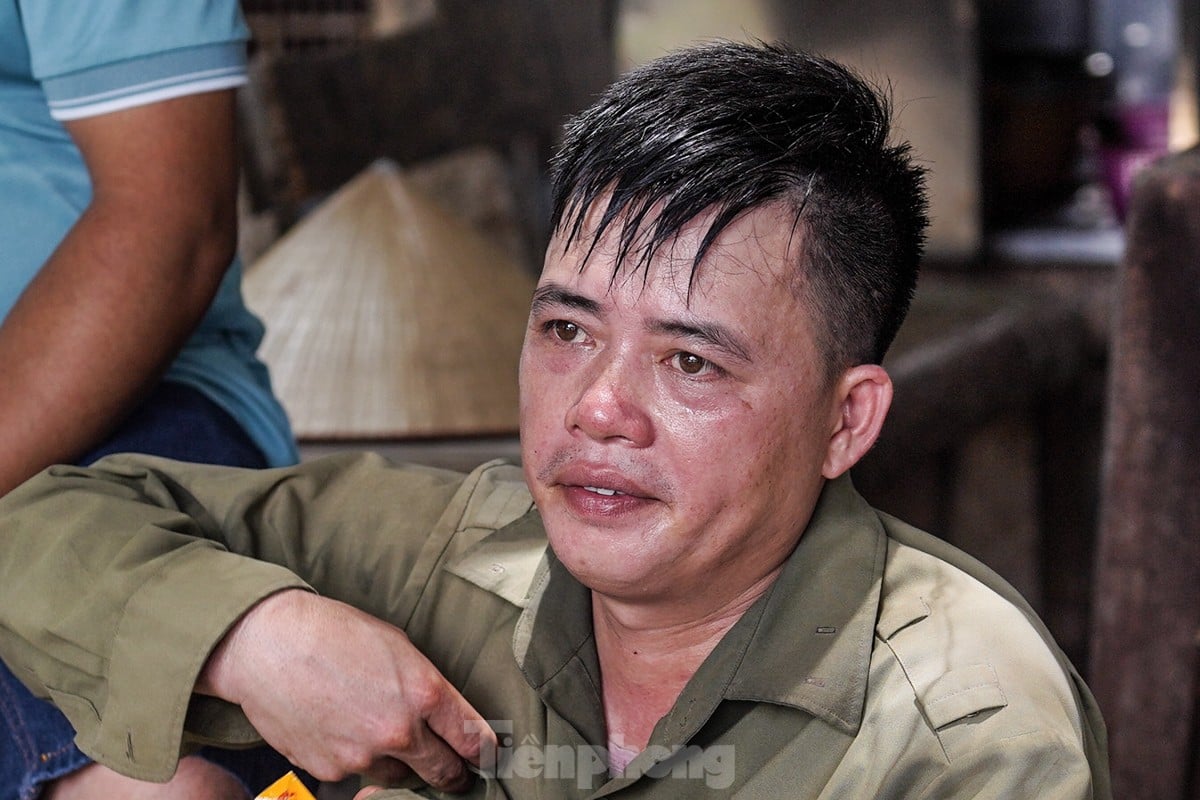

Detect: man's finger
[390,725,472,793]
[426,687,498,767]
[362,756,413,786]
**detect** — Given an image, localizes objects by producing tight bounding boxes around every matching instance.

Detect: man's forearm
[0,453,466,741]
[0,457,309,780]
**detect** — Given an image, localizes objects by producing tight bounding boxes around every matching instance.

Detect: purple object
[1101,100,1171,220]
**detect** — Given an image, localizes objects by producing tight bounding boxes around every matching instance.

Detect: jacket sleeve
[913,730,1097,800]
[0,451,467,782]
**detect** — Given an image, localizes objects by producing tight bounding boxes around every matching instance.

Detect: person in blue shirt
[0,2,299,798]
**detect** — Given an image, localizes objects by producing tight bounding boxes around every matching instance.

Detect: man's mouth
[541,458,659,509]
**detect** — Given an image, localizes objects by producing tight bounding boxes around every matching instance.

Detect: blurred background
[228,3,1199,797]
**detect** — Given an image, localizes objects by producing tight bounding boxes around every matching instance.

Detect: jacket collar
[513,474,887,741]
[717,474,886,734]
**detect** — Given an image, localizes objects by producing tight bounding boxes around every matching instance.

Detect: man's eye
[673,352,709,375]
[550,320,583,342]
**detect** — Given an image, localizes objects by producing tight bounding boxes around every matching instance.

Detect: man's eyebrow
[650,318,752,363]
[530,284,751,363]
[529,284,601,316]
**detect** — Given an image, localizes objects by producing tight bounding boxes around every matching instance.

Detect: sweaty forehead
[542,199,804,305]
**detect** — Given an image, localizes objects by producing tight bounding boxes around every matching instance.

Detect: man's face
[519,202,841,608]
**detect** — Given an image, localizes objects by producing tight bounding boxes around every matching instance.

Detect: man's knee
[43,755,250,800]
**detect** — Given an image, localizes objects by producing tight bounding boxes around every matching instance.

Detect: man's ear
[822,364,893,479]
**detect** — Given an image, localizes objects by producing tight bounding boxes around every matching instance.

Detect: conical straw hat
[243,159,535,440]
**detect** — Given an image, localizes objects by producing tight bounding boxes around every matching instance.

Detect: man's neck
[591,567,782,757]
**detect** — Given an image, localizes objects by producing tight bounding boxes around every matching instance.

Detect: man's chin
[557,556,658,600]
[544,530,660,597]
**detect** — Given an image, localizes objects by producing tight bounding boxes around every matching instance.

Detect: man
[0,41,1109,799]
[0,2,298,798]
[0,2,297,494]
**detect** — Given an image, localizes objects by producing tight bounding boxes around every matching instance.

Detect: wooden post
[1089,147,1200,800]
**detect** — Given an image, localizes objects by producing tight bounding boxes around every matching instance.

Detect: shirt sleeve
[0,452,469,782]
[17,0,250,120]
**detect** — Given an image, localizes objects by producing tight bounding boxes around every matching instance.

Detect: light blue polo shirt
[0,2,298,466]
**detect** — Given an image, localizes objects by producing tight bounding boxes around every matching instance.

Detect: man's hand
[199,589,495,792]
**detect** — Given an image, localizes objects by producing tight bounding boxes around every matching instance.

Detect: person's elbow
[188,193,240,287]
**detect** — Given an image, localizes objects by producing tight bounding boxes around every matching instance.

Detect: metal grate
[243,0,435,54]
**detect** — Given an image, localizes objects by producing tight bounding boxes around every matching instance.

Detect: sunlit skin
[518,199,894,752]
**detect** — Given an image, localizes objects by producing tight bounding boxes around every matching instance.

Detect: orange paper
[255,770,317,800]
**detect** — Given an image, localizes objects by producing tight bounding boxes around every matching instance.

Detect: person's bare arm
[199,589,494,793]
[0,90,241,495]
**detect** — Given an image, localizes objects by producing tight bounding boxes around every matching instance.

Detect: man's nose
[565,353,653,447]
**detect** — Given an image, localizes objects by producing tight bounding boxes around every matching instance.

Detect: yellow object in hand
[255,770,317,800]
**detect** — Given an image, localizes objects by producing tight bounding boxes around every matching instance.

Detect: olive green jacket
[0,453,1110,798]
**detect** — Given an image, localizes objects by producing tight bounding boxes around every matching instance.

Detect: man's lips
[552,465,655,500]
[543,462,662,518]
